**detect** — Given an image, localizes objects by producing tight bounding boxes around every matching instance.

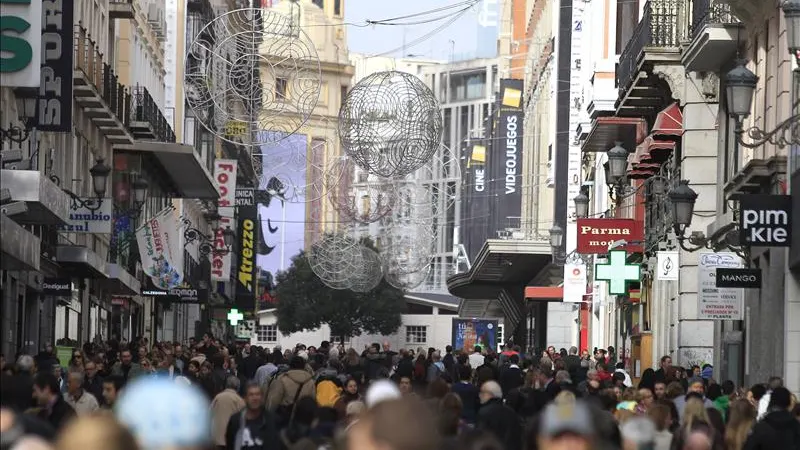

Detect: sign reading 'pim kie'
[576,218,644,254]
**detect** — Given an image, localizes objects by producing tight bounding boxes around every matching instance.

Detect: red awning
[652,102,683,136]
[581,117,648,153]
[525,286,563,300]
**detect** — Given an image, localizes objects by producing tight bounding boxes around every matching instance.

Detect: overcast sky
[344,0,494,60]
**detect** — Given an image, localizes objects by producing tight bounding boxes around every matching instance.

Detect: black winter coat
[477,399,523,450]
[743,410,800,450]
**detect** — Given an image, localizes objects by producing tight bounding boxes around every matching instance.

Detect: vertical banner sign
[451,319,498,351]
[697,252,743,320]
[34,0,74,131]
[211,215,234,282]
[136,207,184,289]
[494,79,524,230]
[563,264,587,302]
[214,159,238,217]
[464,138,491,261]
[235,204,259,311]
[0,0,42,88]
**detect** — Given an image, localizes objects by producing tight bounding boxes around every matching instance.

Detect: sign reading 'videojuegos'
[576,218,644,254]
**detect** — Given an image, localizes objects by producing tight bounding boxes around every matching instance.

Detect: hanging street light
[573,188,590,219]
[89,158,111,199]
[606,142,629,184]
[668,180,698,237]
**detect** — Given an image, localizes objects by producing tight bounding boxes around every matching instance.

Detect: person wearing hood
[614,362,633,388]
[265,356,315,427]
[743,387,800,449]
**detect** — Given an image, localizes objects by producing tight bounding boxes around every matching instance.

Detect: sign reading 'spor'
[739,194,792,247]
[576,218,644,254]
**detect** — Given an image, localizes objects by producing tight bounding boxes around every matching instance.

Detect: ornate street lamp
[573,188,590,219]
[783,0,800,62]
[549,225,564,250]
[205,210,221,231]
[668,180,698,237]
[222,226,235,248]
[131,176,149,207]
[606,142,629,184]
[89,159,111,198]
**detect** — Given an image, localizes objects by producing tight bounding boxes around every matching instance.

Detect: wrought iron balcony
[691,0,738,38]
[130,86,176,143]
[73,25,134,145]
[617,0,682,99]
[109,0,134,20]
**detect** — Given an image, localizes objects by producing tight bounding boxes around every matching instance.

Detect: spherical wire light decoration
[184,7,321,148]
[348,245,384,293]
[338,71,443,178]
[308,232,362,290]
[325,156,397,224]
[385,263,431,291]
[380,224,434,277]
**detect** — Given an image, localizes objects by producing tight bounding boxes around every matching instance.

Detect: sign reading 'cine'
[576,218,644,254]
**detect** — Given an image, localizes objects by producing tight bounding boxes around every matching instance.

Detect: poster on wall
[563,263,587,302]
[697,252,743,320]
[256,131,308,282]
[452,318,498,352]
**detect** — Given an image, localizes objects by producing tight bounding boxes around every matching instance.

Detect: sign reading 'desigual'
[739,194,792,247]
[576,219,644,254]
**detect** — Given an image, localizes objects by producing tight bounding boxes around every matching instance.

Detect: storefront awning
[104,263,141,295]
[0,170,71,225]
[652,103,683,137]
[447,239,554,334]
[525,286,564,300]
[55,245,108,279]
[581,117,647,153]
[114,142,219,199]
[0,214,41,271]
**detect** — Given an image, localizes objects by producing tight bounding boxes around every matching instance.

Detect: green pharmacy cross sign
[595,250,641,295]
[227,308,244,326]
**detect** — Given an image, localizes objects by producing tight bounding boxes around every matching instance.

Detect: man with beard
[225,382,279,450]
[110,349,142,382]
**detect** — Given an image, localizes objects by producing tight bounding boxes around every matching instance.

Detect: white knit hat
[365,380,401,408]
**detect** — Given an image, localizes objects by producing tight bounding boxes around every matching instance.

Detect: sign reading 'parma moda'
[576,218,644,254]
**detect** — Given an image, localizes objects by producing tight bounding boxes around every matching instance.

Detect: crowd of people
[1,336,799,450]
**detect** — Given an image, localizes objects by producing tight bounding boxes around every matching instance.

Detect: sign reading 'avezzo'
[32,0,74,132]
[235,205,259,310]
[739,194,792,247]
[576,219,644,254]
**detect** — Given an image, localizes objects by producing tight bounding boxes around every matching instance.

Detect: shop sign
[142,283,207,303]
[214,159,238,216]
[697,252,743,320]
[0,0,42,88]
[562,264,587,302]
[716,268,761,289]
[235,205,258,310]
[211,215,234,282]
[31,0,74,132]
[235,188,254,206]
[594,250,641,295]
[576,218,644,254]
[59,199,113,233]
[739,194,792,247]
[42,277,71,296]
[656,251,679,281]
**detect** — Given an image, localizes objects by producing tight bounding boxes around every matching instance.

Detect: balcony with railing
[109,0,134,20]
[73,25,134,146]
[682,0,741,72]
[616,0,684,116]
[130,86,176,143]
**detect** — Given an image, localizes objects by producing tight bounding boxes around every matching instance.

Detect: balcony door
[616,0,640,55]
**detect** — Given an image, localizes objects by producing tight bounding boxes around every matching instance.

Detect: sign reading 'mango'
[576,218,644,254]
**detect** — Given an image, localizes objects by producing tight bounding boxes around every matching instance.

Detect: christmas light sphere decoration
[308,232,362,290]
[184,7,320,148]
[385,264,431,291]
[325,156,397,224]
[338,71,443,177]
[380,222,435,277]
[348,245,384,293]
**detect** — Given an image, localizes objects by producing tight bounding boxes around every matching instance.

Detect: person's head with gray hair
[16,355,34,373]
[479,380,503,404]
[67,370,85,395]
[620,416,656,447]
[569,346,578,355]
[225,376,241,391]
[555,370,572,385]
[431,351,441,362]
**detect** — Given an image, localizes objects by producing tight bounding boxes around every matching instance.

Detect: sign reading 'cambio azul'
[0,0,42,88]
[739,194,792,247]
[58,199,113,233]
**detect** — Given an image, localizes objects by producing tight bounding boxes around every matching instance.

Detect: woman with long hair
[334,377,362,420]
[682,397,711,430]
[724,399,756,450]
[56,412,140,450]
